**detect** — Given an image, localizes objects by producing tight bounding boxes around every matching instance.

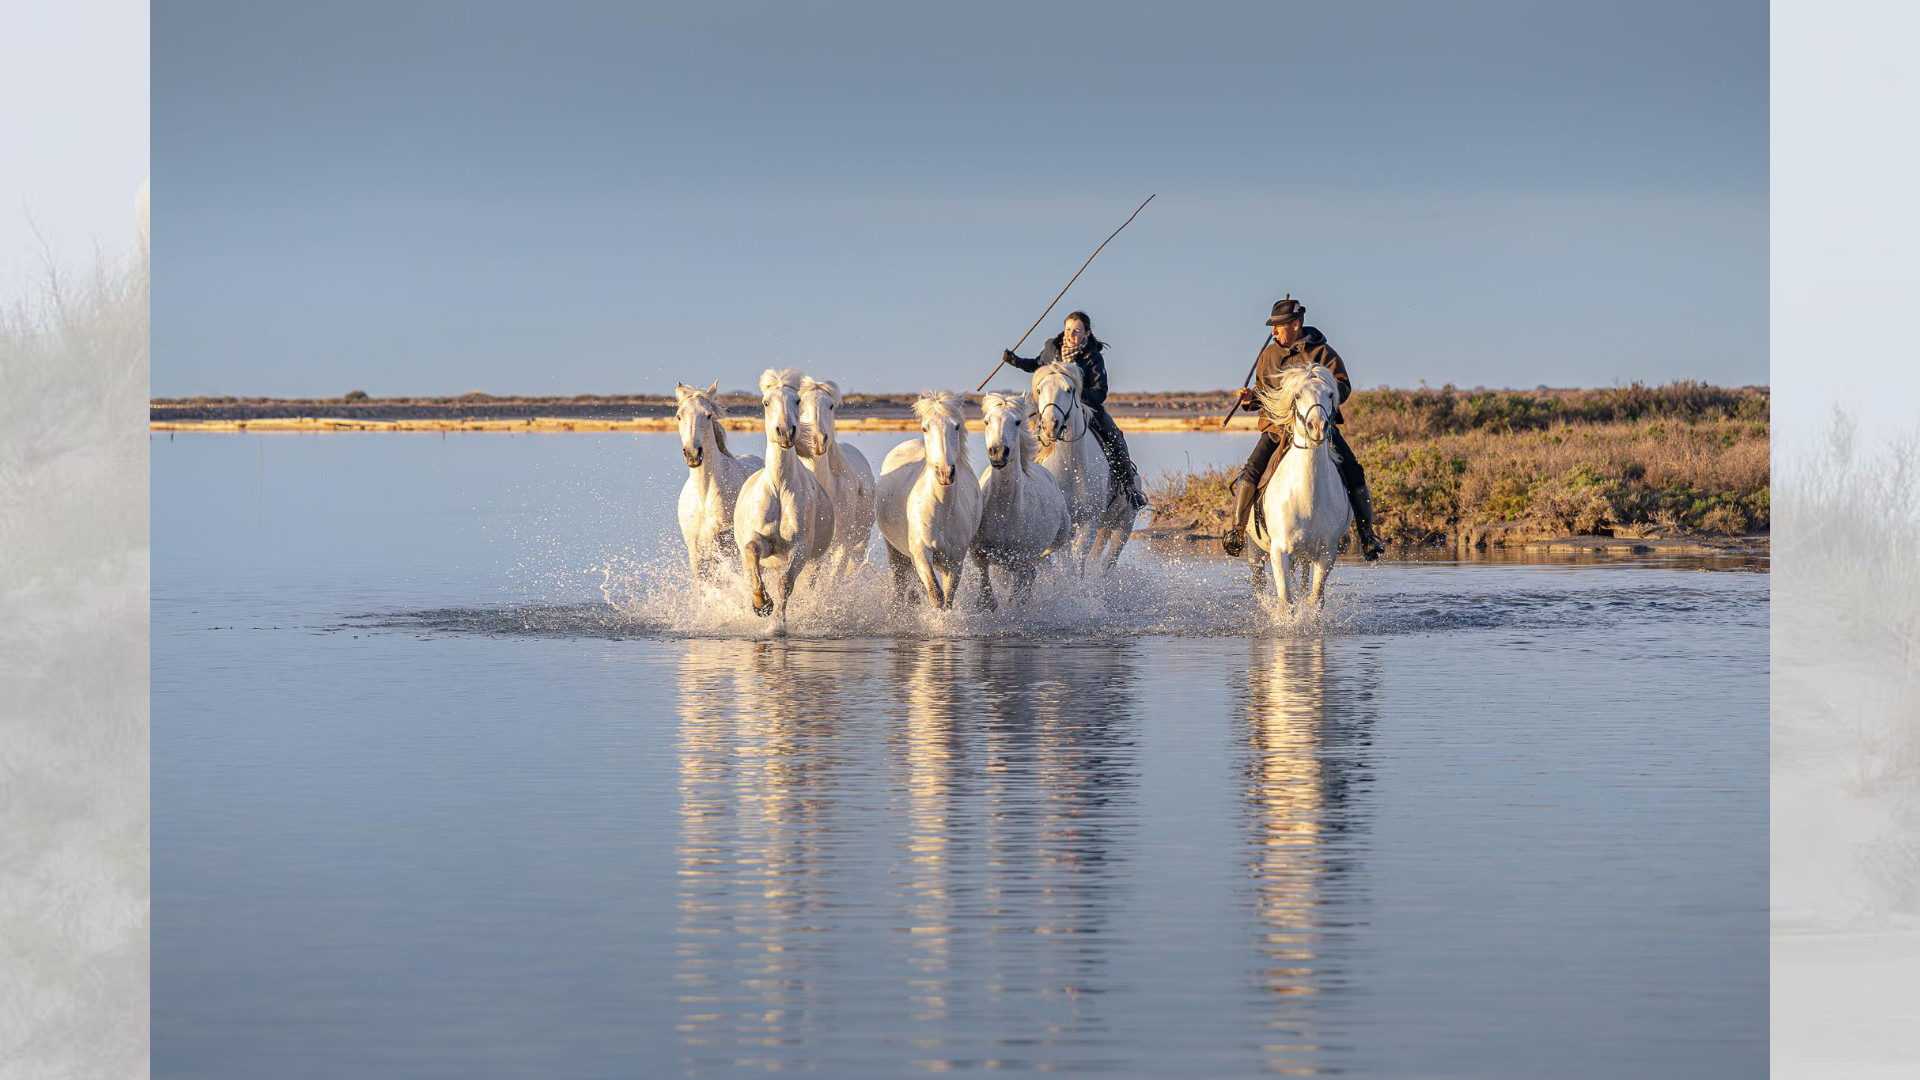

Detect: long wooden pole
[974,194,1156,393]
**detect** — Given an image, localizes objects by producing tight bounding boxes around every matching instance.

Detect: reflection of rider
[1223,296,1386,560]
[1001,310,1148,510]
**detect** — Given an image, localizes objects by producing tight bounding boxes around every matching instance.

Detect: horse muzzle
[812,432,829,456]
[773,426,795,449]
[683,447,703,468]
[933,464,956,486]
[986,446,1009,469]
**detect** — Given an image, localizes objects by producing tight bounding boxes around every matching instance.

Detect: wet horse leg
[972,549,999,612]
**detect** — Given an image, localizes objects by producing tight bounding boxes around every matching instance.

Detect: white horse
[675,380,762,582]
[797,376,876,578]
[1247,363,1354,608]
[1031,361,1136,572]
[734,369,835,631]
[876,391,983,610]
[973,392,1070,609]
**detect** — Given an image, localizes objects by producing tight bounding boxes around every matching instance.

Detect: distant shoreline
[150,383,1767,430]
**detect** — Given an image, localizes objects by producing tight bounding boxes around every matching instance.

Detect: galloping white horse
[797,376,876,577]
[675,380,762,581]
[973,392,1069,608]
[1248,363,1353,608]
[734,369,835,631]
[876,391,982,609]
[1031,361,1135,572]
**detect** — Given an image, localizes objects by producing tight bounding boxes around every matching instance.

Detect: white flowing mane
[798,375,841,407]
[913,390,971,471]
[761,367,805,396]
[981,391,1040,473]
[677,383,732,456]
[1036,360,1084,399]
[1258,364,1341,457]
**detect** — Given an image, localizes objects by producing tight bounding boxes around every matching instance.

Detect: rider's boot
[1350,481,1387,561]
[1111,458,1148,511]
[1222,475,1258,557]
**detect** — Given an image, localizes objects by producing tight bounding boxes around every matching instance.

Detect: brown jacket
[1250,326,1351,434]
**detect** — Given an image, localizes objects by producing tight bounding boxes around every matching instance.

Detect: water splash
[355,545,1622,641]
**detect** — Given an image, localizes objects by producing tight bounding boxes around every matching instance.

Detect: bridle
[1289,396,1330,450]
[1035,383,1087,445]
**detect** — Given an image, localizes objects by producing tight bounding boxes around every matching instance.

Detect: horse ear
[674,382,692,402]
[705,380,718,397]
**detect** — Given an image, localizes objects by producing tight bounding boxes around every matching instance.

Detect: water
[153,432,1768,1078]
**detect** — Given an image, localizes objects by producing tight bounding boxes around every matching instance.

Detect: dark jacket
[1251,325,1351,433]
[1005,335,1110,409]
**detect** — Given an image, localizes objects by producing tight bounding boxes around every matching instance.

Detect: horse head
[980,392,1036,471]
[1030,361,1083,448]
[1259,364,1339,448]
[914,390,969,486]
[758,368,805,451]
[674,379,721,468]
[798,377,841,458]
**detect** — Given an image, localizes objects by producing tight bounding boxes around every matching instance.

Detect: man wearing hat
[1223,295,1387,560]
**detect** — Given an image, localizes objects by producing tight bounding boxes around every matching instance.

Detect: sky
[0,0,149,302]
[153,0,1767,397]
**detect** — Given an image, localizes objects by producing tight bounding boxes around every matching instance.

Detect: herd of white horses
[674,360,1354,632]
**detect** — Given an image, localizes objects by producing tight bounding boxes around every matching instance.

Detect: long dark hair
[1060,310,1107,351]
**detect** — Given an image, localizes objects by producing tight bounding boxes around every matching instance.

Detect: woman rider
[999,311,1148,510]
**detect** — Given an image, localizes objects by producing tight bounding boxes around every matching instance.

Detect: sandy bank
[149,413,1261,434]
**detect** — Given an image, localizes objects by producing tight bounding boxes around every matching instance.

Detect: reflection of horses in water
[673,640,876,1068]
[671,637,1140,1073]
[1235,638,1379,1076]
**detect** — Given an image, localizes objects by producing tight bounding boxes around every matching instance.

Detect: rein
[1289,400,1329,450]
[1036,393,1088,446]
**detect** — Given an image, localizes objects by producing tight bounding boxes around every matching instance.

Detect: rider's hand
[1237,387,1257,410]
[1002,349,1017,366]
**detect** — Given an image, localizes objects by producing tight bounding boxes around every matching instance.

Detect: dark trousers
[1240,426,1367,497]
[1086,405,1136,480]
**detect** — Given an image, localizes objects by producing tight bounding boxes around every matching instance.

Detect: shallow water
[153,432,1767,1078]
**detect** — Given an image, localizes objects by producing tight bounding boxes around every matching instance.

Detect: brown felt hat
[1266,295,1305,326]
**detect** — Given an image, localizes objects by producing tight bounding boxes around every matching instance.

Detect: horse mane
[759,367,805,395]
[1256,364,1343,462]
[798,376,841,406]
[982,391,1040,472]
[914,390,971,471]
[1037,360,1084,396]
[1257,363,1336,421]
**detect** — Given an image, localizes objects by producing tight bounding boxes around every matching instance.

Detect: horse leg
[775,556,802,633]
[937,557,965,611]
[1274,550,1295,607]
[1308,557,1332,607]
[886,544,919,605]
[1070,522,1098,576]
[742,538,772,617]
[1014,563,1038,604]
[915,551,943,609]
[973,550,998,612]
[1249,551,1270,594]
[1101,522,1130,570]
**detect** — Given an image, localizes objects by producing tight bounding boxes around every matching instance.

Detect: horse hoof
[753,600,774,617]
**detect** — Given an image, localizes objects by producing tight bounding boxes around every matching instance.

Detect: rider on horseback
[1222,296,1387,561]
[1001,311,1149,511]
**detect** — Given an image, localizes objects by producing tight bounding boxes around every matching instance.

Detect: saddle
[1247,437,1289,543]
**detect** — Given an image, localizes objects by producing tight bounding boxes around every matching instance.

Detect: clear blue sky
[155,0,1765,397]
